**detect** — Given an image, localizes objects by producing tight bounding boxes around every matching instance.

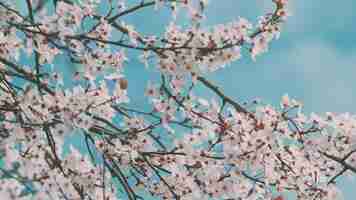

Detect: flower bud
[119,78,128,90]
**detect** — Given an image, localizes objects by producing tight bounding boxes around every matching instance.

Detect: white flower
[281,94,290,108]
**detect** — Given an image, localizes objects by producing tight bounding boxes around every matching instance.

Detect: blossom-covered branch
[0,0,354,200]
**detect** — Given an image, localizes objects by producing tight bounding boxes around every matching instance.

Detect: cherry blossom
[0,0,354,200]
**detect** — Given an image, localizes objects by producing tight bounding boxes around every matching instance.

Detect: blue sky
[119,0,356,199]
[201,0,356,114]
[125,0,356,113]
[14,0,352,199]
[206,0,356,198]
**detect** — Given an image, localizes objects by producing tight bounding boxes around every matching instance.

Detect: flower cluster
[0,0,354,200]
